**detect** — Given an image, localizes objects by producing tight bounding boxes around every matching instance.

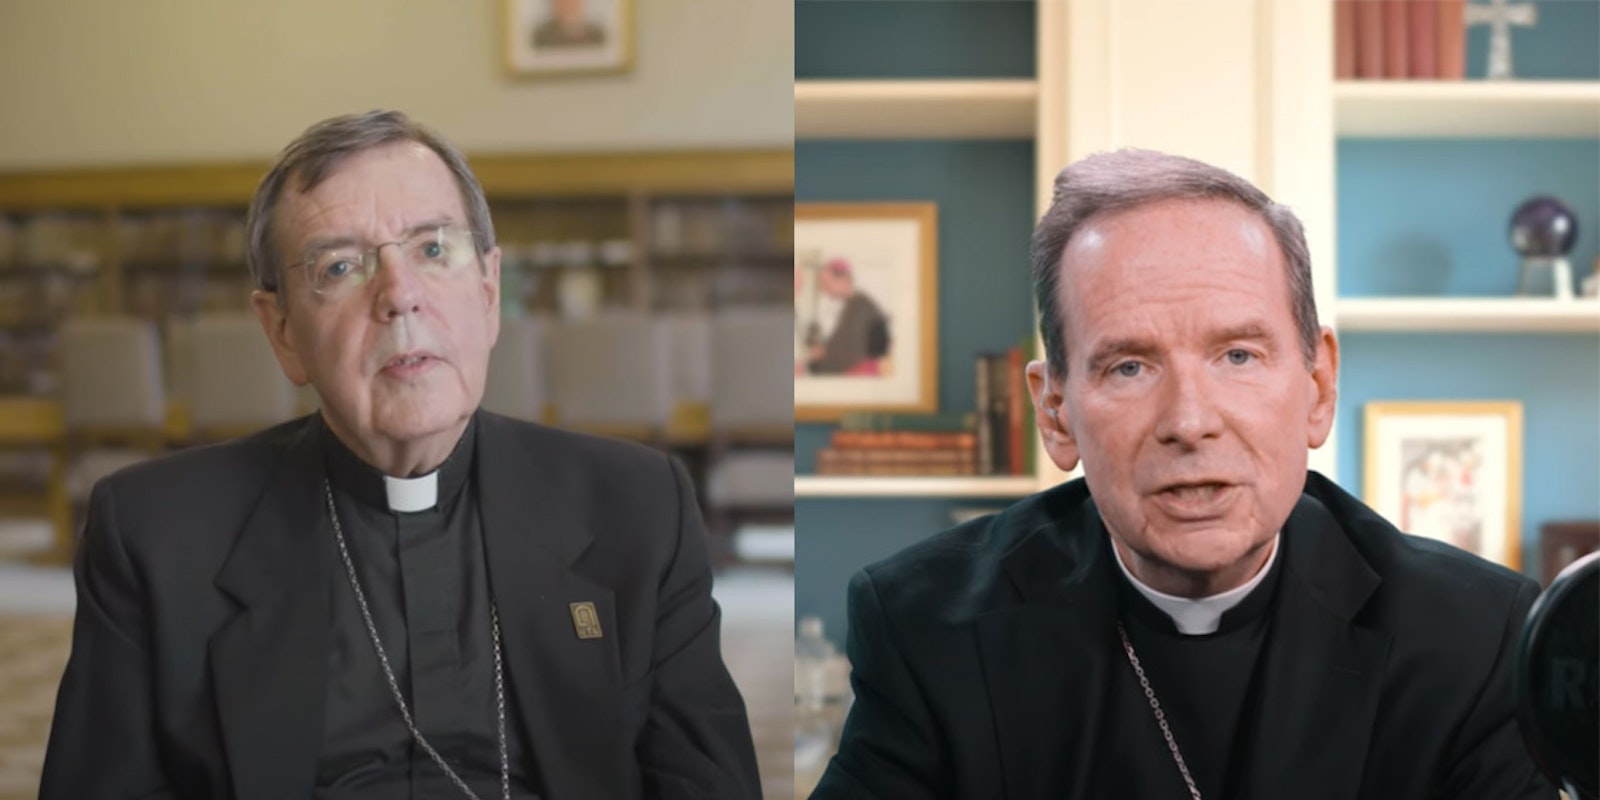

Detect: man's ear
[481,246,502,348]
[1026,359,1080,472]
[251,290,309,386]
[1306,326,1339,449]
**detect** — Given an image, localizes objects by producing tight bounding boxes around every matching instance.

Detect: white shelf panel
[795,80,1037,140]
[1335,297,1600,332]
[794,475,1039,499]
[1335,81,1600,138]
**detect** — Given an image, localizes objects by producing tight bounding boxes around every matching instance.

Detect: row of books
[1335,0,1468,80]
[814,345,1035,477]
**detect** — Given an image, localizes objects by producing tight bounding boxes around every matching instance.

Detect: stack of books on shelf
[815,413,980,476]
[813,341,1038,478]
[1336,0,1467,80]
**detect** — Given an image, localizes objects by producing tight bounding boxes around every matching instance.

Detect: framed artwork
[503,0,634,78]
[1363,401,1524,570]
[795,203,938,422]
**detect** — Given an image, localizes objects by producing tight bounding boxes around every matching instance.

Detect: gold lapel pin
[569,602,603,640]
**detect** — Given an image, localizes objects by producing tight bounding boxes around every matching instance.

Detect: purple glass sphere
[1509,196,1579,258]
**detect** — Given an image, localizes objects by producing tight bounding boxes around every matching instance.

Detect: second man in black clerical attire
[810,149,1556,800]
[42,110,761,799]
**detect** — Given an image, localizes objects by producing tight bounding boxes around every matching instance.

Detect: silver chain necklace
[324,480,511,800]
[1117,621,1203,800]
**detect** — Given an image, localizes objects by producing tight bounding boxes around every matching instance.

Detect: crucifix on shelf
[1465,0,1538,80]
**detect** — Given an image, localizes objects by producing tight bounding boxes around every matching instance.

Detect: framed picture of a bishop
[795,202,938,422]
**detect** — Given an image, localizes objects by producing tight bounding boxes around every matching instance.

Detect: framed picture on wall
[1363,401,1524,570]
[795,203,938,422]
[503,0,634,78]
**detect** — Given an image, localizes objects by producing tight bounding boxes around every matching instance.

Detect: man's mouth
[1161,482,1229,502]
[381,352,438,376]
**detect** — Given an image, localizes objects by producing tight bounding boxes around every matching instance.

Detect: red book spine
[1006,347,1024,475]
[1408,0,1438,79]
[1382,0,1409,78]
[1335,0,1358,79]
[1436,0,1467,80]
[1354,0,1385,78]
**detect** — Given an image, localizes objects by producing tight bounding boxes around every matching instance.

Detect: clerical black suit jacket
[40,411,761,799]
[812,472,1556,799]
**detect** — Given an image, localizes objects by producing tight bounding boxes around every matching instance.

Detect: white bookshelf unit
[1336,298,1600,333]
[794,79,1038,140]
[1335,80,1600,139]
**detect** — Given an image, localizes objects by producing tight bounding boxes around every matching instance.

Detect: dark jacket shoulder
[859,472,1534,634]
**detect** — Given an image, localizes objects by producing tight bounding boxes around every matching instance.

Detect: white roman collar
[1111,532,1282,636]
[383,472,438,513]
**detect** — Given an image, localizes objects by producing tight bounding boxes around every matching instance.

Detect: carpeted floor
[0,554,793,799]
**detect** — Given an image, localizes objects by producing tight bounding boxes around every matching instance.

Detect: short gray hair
[244,109,497,296]
[1030,148,1318,377]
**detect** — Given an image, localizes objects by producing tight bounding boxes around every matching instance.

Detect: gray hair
[1030,148,1318,377]
[244,109,497,298]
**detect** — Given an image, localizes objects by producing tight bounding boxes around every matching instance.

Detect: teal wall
[1336,140,1600,297]
[795,0,1035,79]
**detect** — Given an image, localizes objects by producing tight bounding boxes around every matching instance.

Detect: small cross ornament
[1465,0,1538,80]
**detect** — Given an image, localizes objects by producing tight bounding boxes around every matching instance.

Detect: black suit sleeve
[1437,578,1559,799]
[811,569,947,799]
[635,455,762,799]
[40,479,176,799]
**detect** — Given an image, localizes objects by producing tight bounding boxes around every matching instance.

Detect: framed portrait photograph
[503,0,634,78]
[795,203,937,422]
[1363,401,1524,570]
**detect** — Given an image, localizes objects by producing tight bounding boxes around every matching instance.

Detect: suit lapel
[1241,492,1392,800]
[210,416,332,800]
[475,413,626,798]
[977,497,1119,798]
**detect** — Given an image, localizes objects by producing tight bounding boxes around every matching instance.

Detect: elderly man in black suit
[42,110,759,800]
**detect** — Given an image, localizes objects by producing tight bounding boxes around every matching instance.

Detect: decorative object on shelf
[1538,520,1599,586]
[1582,256,1599,299]
[502,0,634,78]
[1464,0,1536,80]
[795,203,938,422]
[1364,400,1523,570]
[1509,195,1579,300]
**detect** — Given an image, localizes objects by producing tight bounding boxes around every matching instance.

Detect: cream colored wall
[0,0,793,169]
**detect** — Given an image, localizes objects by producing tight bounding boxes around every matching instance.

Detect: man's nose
[1152,361,1225,448]
[371,244,424,319]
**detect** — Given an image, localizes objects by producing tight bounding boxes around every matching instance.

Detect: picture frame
[794,203,938,422]
[502,0,634,78]
[1363,401,1524,570]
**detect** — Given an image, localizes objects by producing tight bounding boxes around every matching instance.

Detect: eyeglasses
[292,224,480,297]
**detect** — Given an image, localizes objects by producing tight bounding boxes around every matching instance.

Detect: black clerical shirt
[315,415,540,799]
[1090,537,1286,799]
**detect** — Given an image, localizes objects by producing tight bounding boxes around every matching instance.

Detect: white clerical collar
[383,472,438,513]
[1111,532,1282,636]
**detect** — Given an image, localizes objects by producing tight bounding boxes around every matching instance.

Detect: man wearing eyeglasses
[41,110,761,800]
